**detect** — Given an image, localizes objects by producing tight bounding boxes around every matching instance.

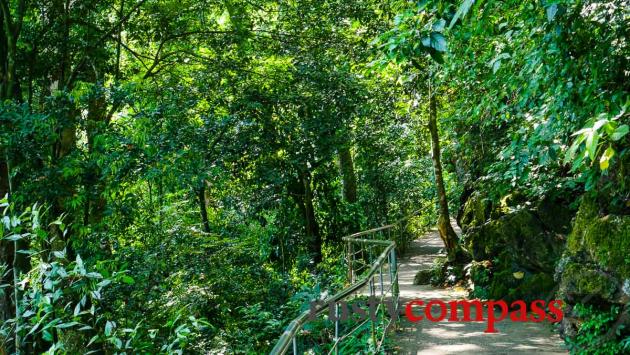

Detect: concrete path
[392,223,567,354]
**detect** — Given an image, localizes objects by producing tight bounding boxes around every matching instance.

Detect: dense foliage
[0,0,627,353]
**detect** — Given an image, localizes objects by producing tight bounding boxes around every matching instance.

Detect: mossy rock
[460,191,493,232]
[498,191,527,213]
[508,272,556,304]
[534,195,574,235]
[463,209,564,273]
[414,269,433,285]
[566,199,630,279]
[559,262,618,302]
[485,267,556,304]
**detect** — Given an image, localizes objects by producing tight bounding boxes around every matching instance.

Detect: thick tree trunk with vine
[0,158,11,338]
[197,181,211,233]
[302,170,322,264]
[428,94,463,262]
[338,148,357,204]
[0,2,27,344]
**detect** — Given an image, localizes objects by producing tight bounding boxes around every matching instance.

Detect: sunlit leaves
[488,53,510,74]
[374,1,450,68]
[449,0,475,29]
[565,107,629,172]
[611,124,629,141]
[599,146,614,170]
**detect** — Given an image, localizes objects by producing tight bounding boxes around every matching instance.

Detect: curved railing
[270,216,416,354]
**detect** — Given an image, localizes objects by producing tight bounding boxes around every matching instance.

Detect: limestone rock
[459,191,493,232]
[463,209,565,273]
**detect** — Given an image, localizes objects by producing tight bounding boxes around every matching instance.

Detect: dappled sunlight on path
[392,222,567,354]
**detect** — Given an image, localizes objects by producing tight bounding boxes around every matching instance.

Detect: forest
[0,0,628,353]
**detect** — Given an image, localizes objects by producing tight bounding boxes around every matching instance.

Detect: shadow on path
[392,222,567,354]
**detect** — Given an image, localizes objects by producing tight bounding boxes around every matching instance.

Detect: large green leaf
[430,33,448,52]
[449,0,475,29]
[611,124,629,141]
[599,146,615,170]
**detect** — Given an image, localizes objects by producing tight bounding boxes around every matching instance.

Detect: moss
[499,191,526,213]
[534,196,573,234]
[509,273,555,304]
[487,267,518,301]
[483,266,553,303]
[567,197,630,278]
[464,209,561,272]
[560,263,617,301]
[460,191,492,231]
[414,269,432,285]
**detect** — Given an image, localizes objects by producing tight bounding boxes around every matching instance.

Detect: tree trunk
[197,182,211,233]
[0,156,11,342]
[301,170,322,264]
[338,148,357,203]
[0,0,25,101]
[427,93,462,261]
[84,93,107,225]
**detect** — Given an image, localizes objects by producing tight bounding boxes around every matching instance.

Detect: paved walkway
[392,222,567,354]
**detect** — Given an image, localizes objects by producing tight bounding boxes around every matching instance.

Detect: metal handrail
[270,214,416,354]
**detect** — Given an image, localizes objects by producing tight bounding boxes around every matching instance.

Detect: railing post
[379,264,384,298]
[272,216,418,354]
[390,247,399,315]
[369,276,376,348]
[334,303,340,355]
[347,240,354,284]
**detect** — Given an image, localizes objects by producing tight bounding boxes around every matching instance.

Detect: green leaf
[571,127,591,136]
[57,321,81,329]
[599,146,615,170]
[86,272,103,279]
[449,0,475,29]
[105,320,114,336]
[432,19,446,32]
[430,33,447,52]
[592,118,608,131]
[121,275,135,285]
[87,335,100,347]
[585,130,599,161]
[492,60,501,74]
[421,36,431,48]
[43,330,53,342]
[611,124,629,141]
[75,254,85,275]
[546,4,558,21]
[603,122,616,136]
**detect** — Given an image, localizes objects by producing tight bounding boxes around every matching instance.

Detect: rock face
[459,191,493,232]
[556,197,630,346]
[465,209,565,272]
[461,194,572,304]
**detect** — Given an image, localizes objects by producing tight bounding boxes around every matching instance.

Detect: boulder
[564,197,630,279]
[463,209,565,273]
[556,197,630,349]
[461,202,570,304]
[534,195,574,235]
[414,269,433,285]
[558,262,618,303]
[459,191,493,232]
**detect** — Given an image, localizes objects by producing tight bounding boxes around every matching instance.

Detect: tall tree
[375,2,466,260]
[427,84,460,260]
[339,147,358,204]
